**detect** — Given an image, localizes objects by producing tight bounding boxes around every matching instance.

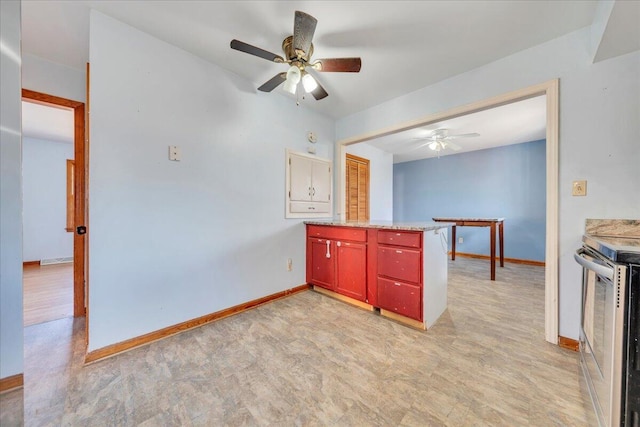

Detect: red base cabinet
[308,238,335,290]
[306,224,439,327]
[306,225,367,302]
[376,230,423,322]
[335,241,367,301]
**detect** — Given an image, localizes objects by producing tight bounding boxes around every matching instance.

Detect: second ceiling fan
[230,11,361,100]
[409,129,480,153]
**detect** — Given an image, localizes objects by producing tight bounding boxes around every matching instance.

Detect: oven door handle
[574,248,614,280]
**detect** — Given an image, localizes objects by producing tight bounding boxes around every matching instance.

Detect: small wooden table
[432,217,505,280]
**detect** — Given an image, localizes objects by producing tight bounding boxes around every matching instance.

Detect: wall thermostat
[307,131,317,143]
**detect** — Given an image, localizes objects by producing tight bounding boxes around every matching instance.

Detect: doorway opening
[22,100,75,325]
[21,89,86,323]
[336,80,559,344]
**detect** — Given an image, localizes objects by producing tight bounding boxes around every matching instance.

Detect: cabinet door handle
[337,241,341,247]
[326,240,331,258]
[394,282,401,286]
[312,187,316,196]
[396,250,403,254]
[309,187,312,196]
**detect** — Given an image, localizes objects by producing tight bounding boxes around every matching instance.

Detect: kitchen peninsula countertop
[304,220,454,232]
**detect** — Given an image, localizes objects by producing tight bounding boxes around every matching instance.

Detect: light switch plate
[572,180,587,196]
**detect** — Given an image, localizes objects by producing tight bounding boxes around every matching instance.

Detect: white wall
[337,28,640,339]
[22,137,74,262]
[344,143,393,221]
[22,53,86,102]
[0,0,24,380]
[88,11,335,351]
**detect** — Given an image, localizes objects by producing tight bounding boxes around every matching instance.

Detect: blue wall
[393,140,546,261]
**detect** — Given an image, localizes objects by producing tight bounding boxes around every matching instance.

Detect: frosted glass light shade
[283,66,301,94]
[302,73,318,93]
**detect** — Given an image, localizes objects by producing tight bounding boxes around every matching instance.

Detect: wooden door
[345,154,369,221]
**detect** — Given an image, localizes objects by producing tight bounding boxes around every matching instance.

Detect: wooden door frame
[345,153,370,221]
[22,89,86,317]
[336,79,559,344]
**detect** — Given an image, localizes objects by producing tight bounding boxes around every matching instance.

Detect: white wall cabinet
[286,149,332,218]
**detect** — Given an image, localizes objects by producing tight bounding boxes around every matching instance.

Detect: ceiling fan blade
[312,58,362,72]
[397,140,430,152]
[230,39,285,63]
[445,132,480,140]
[293,11,317,58]
[446,141,462,151]
[411,142,432,151]
[310,80,328,100]
[257,73,287,92]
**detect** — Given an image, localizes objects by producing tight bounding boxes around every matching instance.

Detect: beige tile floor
[1,259,596,426]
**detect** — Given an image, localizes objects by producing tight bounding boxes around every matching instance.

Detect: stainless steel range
[575,219,640,426]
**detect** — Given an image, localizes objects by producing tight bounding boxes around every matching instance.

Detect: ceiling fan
[230,11,361,101]
[409,129,480,153]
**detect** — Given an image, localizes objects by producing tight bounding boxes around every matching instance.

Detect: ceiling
[368,95,547,163]
[21,1,601,120]
[22,101,74,144]
[21,1,638,162]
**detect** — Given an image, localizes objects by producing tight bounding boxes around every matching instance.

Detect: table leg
[490,222,496,281]
[451,225,456,261]
[499,221,504,267]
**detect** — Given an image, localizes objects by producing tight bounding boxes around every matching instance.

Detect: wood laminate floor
[1,259,596,426]
[23,263,74,326]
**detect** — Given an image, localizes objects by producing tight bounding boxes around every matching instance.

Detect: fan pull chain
[296,88,304,106]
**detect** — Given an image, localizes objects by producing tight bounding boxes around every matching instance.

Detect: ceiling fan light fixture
[429,141,439,151]
[302,73,318,93]
[283,65,301,94]
[230,11,361,101]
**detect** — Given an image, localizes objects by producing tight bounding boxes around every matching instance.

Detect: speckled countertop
[585,219,640,238]
[583,219,640,263]
[304,220,454,232]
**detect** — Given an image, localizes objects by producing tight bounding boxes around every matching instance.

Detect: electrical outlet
[287,258,292,272]
[572,180,587,196]
[458,237,464,244]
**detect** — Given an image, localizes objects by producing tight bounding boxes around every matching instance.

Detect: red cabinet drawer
[377,247,421,284]
[307,225,367,242]
[377,230,421,248]
[377,277,422,321]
